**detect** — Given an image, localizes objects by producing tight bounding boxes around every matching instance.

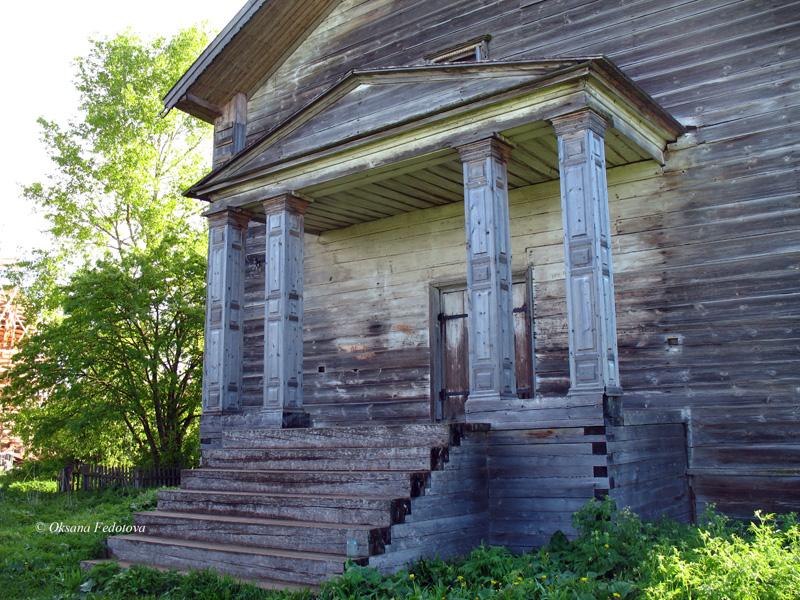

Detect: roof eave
[162,0,267,120]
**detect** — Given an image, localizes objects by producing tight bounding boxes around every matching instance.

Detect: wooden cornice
[163,0,341,123]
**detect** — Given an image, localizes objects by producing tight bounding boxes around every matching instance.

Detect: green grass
[1,472,798,600]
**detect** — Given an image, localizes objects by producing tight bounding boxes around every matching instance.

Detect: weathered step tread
[156,488,410,526]
[161,488,404,501]
[113,534,366,562]
[181,467,428,497]
[202,446,439,471]
[186,468,430,475]
[221,423,488,449]
[140,510,380,531]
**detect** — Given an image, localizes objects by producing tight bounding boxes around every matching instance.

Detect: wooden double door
[433,279,534,421]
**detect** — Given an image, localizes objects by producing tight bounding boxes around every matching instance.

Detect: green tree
[2,27,212,467]
[20,26,211,312]
[6,241,205,467]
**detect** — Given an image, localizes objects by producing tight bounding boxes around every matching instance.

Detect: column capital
[551,109,610,138]
[262,193,311,217]
[206,208,250,229]
[457,135,514,165]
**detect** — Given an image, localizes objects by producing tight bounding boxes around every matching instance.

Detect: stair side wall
[487,427,603,551]
[369,430,489,574]
[486,410,691,552]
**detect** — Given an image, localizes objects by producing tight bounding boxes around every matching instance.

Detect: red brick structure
[0,255,27,469]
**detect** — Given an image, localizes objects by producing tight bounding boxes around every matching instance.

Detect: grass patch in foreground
[1,473,798,600]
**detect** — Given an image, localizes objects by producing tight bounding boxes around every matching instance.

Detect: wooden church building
[107,0,800,587]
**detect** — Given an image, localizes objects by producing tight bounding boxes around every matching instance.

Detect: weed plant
[1,473,798,600]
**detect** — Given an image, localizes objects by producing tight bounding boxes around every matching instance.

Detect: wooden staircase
[107,423,489,587]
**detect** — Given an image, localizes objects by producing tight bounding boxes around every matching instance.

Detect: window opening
[425,35,491,64]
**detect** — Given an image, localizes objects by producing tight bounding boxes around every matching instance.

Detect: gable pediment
[223,60,590,181]
[187,57,684,209]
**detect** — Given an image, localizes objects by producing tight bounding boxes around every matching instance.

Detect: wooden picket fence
[57,462,181,492]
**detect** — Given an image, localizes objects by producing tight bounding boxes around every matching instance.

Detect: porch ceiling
[190,57,684,232]
[297,120,652,234]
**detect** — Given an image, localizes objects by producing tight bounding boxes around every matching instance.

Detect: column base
[567,387,624,426]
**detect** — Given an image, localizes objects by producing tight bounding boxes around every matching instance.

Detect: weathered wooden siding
[608,412,692,524]
[240,163,651,426]
[370,430,489,573]
[232,0,800,520]
[487,427,605,551]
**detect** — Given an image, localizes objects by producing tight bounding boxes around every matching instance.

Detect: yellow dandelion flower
[613,595,621,599]
[517,577,523,581]
[461,583,467,588]
[491,580,497,585]
[458,576,464,580]
[541,575,546,579]
[409,574,415,579]
[604,544,610,548]
[581,577,588,582]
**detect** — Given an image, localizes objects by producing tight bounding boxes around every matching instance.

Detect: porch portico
[194,57,683,443]
[105,56,692,583]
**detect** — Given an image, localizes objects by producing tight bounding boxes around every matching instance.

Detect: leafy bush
[641,510,800,599]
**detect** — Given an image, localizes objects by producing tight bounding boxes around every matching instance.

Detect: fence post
[58,462,73,493]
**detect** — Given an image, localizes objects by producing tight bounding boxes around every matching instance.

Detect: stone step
[107,534,360,586]
[133,511,390,555]
[181,468,429,497]
[157,489,409,526]
[220,424,473,450]
[202,445,442,471]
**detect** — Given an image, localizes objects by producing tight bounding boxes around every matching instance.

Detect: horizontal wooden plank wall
[487,427,606,551]
[608,412,692,524]
[369,430,489,573]
[232,0,800,518]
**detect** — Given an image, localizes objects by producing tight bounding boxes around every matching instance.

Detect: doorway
[431,274,534,421]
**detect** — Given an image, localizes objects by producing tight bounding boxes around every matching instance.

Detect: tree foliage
[2,27,212,467]
[7,242,205,467]
[27,27,210,260]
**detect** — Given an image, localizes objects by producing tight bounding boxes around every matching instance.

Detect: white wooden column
[458,136,518,418]
[261,193,310,428]
[202,210,250,414]
[552,109,622,403]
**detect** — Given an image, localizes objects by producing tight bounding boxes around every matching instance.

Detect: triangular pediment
[192,60,595,191]
[187,57,684,202]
